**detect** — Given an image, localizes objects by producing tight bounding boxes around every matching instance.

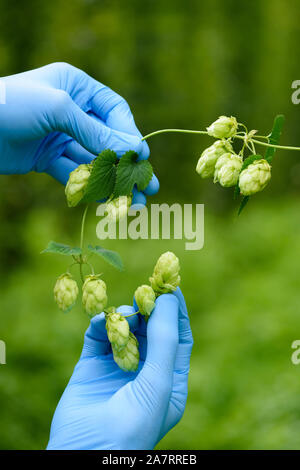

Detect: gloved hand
[47,288,193,450]
[0,62,159,205]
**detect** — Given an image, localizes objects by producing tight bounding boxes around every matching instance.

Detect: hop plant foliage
[105,195,132,222]
[82,275,108,317]
[214,153,243,188]
[65,164,91,207]
[112,332,140,372]
[196,140,233,178]
[207,116,238,139]
[134,284,156,320]
[106,312,130,349]
[54,273,78,313]
[239,159,271,196]
[150,251,180,294]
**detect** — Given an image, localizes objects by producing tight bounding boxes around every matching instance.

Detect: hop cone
[149,251,180,295]
[135,285,156,320]
[112,332,139,372]
[207,115,238,139]
[65,164,91,207]
[105,195,132,222]
[196,140,233,178]
[214,153,243,187]
[106,312,130,349]
[54,273,78,312]
[239,159,271,196]
[82,275,108,317]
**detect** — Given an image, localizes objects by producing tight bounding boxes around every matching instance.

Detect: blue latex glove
[47,288,193,450]
[0,62,159,204]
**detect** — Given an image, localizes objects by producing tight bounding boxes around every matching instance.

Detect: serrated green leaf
[88,245,124,271]
[238,196,250,215]
[113,150,153,197]
[41,241,82,256]
[265,114,285,163]
[80,149,118,203]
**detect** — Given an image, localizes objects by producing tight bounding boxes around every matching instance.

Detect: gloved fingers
[48,91,147,160]
[64,140,96,165]
[46,155,78,185]
[133,294,179,400]
[81,306,140,359]
[91,87,150,160]
[132,186,147,206]
[143,174,160,196]
[172,288,193,374]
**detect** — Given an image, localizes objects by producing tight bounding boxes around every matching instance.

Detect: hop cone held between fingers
[150,251,180,294]
[82,275,108,317]
[112,332,140,372]
[214,153,243,187]
[207,115,238,139]
[135,284,156,320]
[65,164,91,207]
[239,159,271,196]
[54,273,79,313]
[106,312,130,349]
[196,140,233,178]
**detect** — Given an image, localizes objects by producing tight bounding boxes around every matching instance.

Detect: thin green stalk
[142,127,300,152]
[142,129,208,141]
[80,204,89,251]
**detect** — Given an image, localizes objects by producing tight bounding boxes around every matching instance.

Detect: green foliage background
[1,0,300,449]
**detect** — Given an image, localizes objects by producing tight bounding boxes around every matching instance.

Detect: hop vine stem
[142,129,300,152]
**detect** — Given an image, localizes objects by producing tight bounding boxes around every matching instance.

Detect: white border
[0,80,6,104]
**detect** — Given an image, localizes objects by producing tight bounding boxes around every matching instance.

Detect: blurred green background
[1,0,300,450]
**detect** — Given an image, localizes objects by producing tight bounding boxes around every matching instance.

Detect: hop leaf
[82,275,108,317]
[214,153,243,188]
[150,251,180,295]
[207,116,238,139]
[112,332,140,372]
[135,285,156,320]
[54,273,78,313]
[106,312,130,349]
[65,164,91,207]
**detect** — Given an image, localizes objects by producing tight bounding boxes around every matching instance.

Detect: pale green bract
[149,251,180,294]
[54,273,78,313]
[135,284,156,320]
[106,312,130,349]
[214,153,243,187]
[82,275,108,317]
[207,115,238,139]
[65,164,91,207]
[239,159,271,196]
[112,332,140,372]
[105,195,132,222]
[196,140,233,178]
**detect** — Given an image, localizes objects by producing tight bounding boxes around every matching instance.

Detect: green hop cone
[82,275,108,317]
[54,273,78,313]
[106,312,130,349]
[214,153,243,187]
[207,115,238,139]
[105,195,132,222]
[135,285,156,320]
[196,140,233,178]
[239,159,271,196]
[65,164,91,207]
[149,251,180,295]
[112,332,139,372]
